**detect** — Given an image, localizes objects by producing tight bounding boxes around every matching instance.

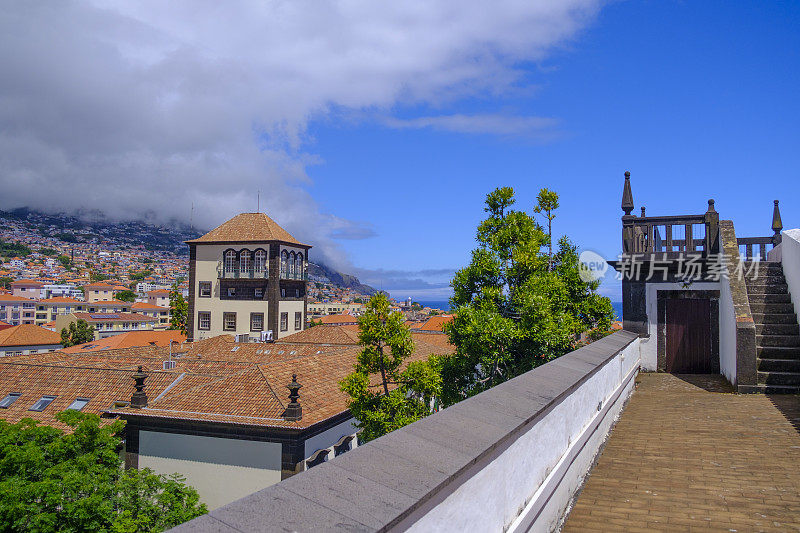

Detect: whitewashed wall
[719,276,738,384]
[780,229,800,320]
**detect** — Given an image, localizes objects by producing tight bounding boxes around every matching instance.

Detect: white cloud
[0,0,603,270]
[384,113,559,137]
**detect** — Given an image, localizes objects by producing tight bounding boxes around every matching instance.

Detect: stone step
[752,313,798,325]
[748,293,792,304]
[755,322,800,336]
[749,302,796,315]
[743,261,784,271]
[758,346,800,359]
[746,283,788,295]
[739,383,800,394]
[758,371,800,386]
[758,358,800,373]
[756,334,800,347]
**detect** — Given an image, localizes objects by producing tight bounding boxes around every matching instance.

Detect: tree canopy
[440,187,614,406]
[115,290,137,303]
[0,411,206,532]
[61,319,95,348]
[340,293,441,442]
[168,286,187,335]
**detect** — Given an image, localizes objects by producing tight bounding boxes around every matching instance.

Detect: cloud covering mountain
[0,0,602,280]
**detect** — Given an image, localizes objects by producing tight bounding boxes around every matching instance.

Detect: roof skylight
[0,393,21,409]
[29,395,56,412]
[67,398,90,411]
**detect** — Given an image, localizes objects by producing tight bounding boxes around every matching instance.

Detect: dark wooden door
[666,298,712,373]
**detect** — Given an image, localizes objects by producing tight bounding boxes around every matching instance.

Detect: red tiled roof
[40,296,83,304]
[10,279,43,287]
[0,324,62,347]
[186,212,309,247]
[317,314,359,325]
[0,294,36,302]
[61,330,187,353]
[132,302,169,311]
[416,315,454,332]
[72,312,155,323]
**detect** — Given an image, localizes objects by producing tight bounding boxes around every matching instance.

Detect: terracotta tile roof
[72,312,155,323]
[279,324,361,345]
[416,315,454,332]
[60,330,187,353]
[0,324,62,347]
[131,302,169,311]
[10,279,43,287]
[317,314,359,325]
[147,289,170,296]
[186,212,309,247]
[0,294,37,302]
[40,296,83,304]
[84,281,116,289]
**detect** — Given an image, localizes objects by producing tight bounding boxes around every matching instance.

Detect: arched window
[281,251,288,277]
[254,249,266,274]
[224,250,236,273]
[295,253,303,279]
[289,252,296,277]
[240,249,251,274]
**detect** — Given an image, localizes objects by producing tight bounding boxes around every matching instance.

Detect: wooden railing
[736,200,784,262]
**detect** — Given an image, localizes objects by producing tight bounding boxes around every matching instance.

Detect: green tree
[57,255,72,270]
[0,277,12,290]
[0,411,207,531]
[90,271,110,282]
[441,187,613,406]
[116,290,137,303]
[533,188,560,271]
[340,293,441,442]
[169,286,187,335]
[61,319,95,348]
[38,247,58,256]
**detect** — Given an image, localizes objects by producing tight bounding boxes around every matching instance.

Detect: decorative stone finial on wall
[284,373,302,421]
[621,171,634,216]
[772,200,783,245]
[131,365,148,408]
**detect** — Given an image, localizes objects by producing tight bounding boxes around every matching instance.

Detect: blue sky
[303,1,800,300]
[1,1,797,302]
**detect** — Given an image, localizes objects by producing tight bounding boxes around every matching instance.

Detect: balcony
[280,270,308,281]
[217,263,269,279]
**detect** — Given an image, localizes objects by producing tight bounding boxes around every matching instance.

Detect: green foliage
[56,232,79,243]
[441,187,614,406]
[128,270,152,282]
[0,411,207,532]
[0,277,12,290]
[90,271,110,282]
[340,293,441,442]
[168,286,187,335]
[533,188,560,270]
[38,248,58,256]
[0,239,32,258]
[61,319,95,348]
[115,290,136,303]
[58,255,73,270]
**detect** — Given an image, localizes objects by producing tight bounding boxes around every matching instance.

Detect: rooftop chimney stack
[283,373,302,421]
[131,365,148,408]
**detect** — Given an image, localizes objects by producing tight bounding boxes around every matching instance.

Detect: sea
[416,301,623,320]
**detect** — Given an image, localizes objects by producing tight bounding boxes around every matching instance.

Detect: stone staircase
[745,261,800,393]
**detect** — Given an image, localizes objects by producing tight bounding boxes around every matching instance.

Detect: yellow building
[55,312,157,340]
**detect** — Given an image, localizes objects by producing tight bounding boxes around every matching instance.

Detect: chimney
[131,365,148,408]
[283,374,302,421]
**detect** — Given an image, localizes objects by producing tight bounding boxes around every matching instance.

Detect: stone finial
[772,200,783,245]
[640,206,646,218]
[284,373,302,421]
[621,171,634,216]
[131,365,148,408]
[772,200,783,236]
[706,199,716,213]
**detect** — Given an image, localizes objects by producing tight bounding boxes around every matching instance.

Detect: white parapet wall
[780,229,800,320]
[173,331,641,533]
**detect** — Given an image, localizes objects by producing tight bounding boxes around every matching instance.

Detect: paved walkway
[563,373,800,532]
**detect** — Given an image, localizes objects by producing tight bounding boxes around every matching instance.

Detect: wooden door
[666,298,712,373]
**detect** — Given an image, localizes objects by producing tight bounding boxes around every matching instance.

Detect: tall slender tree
[533,188,560,271]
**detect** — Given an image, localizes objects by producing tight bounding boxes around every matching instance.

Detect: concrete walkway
[563,373,800,532]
